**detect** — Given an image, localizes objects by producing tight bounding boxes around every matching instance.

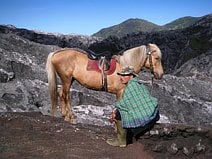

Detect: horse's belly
[75,71,118,93]
[76,72,102,89]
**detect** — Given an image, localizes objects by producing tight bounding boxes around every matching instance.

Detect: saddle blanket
[86,58,116,75]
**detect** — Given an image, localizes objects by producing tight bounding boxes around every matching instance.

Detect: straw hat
[117,66,138,76]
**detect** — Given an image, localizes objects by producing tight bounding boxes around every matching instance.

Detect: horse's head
[119,44,164,79]
[144,43,164,79]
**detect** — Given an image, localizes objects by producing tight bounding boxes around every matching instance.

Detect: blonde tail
[46,52,57,116]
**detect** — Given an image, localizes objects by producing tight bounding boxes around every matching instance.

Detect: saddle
[87,50,112,70]
[87,58,116,74]
[86,50,116,91]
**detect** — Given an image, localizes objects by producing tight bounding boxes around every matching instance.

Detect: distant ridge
[92,16,201,38]
[164,16,201,30]
[92,18,164,38]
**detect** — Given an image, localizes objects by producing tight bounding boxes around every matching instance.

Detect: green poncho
[114,77,159,128]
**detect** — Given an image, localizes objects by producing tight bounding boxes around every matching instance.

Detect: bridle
[145,45,154,75]
[145,45,155,93]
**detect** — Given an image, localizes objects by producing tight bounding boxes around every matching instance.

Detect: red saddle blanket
[86,58,116,75]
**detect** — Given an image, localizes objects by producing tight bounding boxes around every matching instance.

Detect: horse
[45,43,164,123]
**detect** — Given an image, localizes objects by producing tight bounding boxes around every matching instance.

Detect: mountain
[92,18,164,38]
[92,16,201,38]
[164,16,201,30]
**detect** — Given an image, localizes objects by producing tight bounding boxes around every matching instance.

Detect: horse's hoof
[61,113,66,117]
[64,116,71,122]
[61,109,66,117]
[70,118,77,124]
[64,116,77,124]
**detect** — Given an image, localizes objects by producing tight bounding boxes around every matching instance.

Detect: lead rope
[150,72,154,95]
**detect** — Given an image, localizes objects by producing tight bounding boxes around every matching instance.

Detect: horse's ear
[147,43,151,50]
[147,43,152,47]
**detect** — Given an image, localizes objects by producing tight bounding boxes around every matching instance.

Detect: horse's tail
[46,52,57,116]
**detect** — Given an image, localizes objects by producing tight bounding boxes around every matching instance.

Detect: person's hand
[108,108,117,123]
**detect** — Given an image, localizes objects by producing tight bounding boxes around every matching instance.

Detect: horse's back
[50,48,89,79]
[51,48,87,65]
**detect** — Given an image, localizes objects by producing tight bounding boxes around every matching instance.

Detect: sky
[0,0,211,36]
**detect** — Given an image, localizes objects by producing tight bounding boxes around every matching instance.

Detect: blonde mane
[119,45,147,71]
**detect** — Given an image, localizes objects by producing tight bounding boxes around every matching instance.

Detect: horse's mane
[119,45,147,70]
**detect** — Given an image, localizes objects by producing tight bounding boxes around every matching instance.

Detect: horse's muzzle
[154,72,163,79]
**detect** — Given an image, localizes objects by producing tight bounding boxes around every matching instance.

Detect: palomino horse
[46,43,163,123]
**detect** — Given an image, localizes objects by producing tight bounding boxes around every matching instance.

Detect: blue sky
[0,0,211,36]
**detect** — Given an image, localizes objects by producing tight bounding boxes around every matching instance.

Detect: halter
[145,45,154,75]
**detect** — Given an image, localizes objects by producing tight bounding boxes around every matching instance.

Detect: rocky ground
[0,112,211,159]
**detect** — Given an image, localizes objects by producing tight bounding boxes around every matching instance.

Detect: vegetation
[92,16,200,39]
[164,16,201,30]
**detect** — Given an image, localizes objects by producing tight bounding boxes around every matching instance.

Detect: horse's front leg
[116,88,125,100]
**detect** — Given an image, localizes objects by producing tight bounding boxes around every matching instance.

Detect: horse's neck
[120,46,147,72]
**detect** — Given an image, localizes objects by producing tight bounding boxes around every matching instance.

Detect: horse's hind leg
[61,77,77,124]
[58,87,66,117]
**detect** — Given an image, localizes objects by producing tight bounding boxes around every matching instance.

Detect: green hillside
[164,16,201,30]
[92,18,164,38]
[92,16,200,38]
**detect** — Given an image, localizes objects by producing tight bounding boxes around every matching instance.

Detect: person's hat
[117,66,138,76]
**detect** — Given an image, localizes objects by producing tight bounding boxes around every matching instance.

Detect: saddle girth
[100,57,108,92]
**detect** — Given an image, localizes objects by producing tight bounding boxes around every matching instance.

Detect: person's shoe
[106,138,126,147]
[106,120,127,147]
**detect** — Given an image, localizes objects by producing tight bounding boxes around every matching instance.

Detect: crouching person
[106,66,160,147]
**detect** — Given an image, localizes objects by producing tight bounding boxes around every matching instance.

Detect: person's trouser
[115,109,160,142]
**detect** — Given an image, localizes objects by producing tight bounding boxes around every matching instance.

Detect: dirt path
[1,112,211,159]
[0,112,152,159]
